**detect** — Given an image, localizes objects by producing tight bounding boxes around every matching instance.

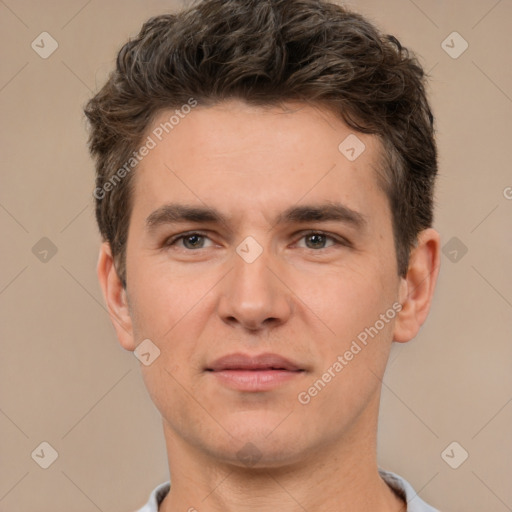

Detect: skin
[97,99,440,512]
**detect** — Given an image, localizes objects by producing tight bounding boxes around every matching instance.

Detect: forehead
[131,99,388,225]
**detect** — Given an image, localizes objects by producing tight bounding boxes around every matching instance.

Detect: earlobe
[96,242,136,351]
[393,228,441,343]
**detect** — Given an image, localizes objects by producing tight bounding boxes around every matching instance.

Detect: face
[102,100,426,469]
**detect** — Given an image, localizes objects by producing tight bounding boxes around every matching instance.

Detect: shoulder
[379,468,440,512]
[134,481,171,512]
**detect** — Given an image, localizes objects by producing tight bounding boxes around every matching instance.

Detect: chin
[205,418,314,469]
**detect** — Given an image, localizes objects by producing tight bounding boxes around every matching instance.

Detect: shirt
[135,468,439,511]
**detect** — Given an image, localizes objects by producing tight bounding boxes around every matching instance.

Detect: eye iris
[306,233,326,249]
[184,234,203,249]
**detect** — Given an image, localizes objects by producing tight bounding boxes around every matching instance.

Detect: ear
[393,228,441,343]
[97,242,136,351]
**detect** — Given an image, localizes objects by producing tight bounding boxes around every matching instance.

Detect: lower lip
[209,369,303,391]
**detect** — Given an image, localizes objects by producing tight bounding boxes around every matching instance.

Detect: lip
[207,352,303,372]
[206,353,305,392]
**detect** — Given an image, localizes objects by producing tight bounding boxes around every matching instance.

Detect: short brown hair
[85,0,437,287]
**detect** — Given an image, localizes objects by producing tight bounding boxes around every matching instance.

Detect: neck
[159,395,406,512]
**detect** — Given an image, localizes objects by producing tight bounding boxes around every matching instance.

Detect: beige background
[1,0,511,511]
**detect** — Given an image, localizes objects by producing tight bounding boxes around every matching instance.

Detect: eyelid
[162,229,352,250]
[292,229,352,248]
[163,230,215,248]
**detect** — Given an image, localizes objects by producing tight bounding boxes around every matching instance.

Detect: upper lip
[206,353,303,372]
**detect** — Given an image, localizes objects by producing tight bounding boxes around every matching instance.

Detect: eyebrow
[146,204,228,232]
[145,202,367,232]
[276,203,366,229]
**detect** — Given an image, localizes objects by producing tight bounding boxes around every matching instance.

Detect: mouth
[206,352,303,372]
[205,353,305,391]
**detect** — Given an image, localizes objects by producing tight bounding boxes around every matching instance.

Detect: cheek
[295,276,397,428]
[139,362,200,438]
[126,257,210,338]
[298,262,397,346]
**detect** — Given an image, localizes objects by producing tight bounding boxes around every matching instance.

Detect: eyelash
[163,230,351,251]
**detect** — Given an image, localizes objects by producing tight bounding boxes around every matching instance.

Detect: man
[85,0,441,510]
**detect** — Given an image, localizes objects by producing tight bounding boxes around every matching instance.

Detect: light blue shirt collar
[136,468,439,511]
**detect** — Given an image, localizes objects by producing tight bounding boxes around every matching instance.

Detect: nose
[216,246,293,332]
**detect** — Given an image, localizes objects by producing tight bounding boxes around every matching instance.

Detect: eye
[295,231,343,250]
[164,232,214,250]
